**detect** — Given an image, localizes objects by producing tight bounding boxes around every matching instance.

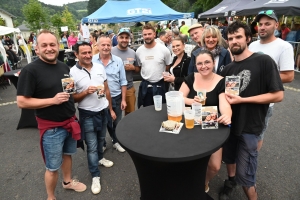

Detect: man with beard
[249,11,294,150]
[92,36,127,153]
[17,30,87,200]
[136,23,172,108]
[220,21,284,200]
[112,28,138,117]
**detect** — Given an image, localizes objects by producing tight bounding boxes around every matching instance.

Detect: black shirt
[221,53,284,136]
[17,58,76,121]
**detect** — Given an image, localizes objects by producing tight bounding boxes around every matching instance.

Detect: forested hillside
[0,0,88,25]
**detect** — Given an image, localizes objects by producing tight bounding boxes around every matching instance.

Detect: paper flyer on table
[159,123,184,134]
[201,106,218,129]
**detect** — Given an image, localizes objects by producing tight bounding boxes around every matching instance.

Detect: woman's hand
[217,114,231,125]
[163,74,175,82]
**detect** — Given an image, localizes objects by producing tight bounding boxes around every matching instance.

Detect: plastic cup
[153,95,162,111]
[197,90,206,105]
[123,60,130,65]
[192,102,202,125]
[184,109,195,129]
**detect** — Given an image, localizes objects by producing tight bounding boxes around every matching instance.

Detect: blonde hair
[201,26,223,47]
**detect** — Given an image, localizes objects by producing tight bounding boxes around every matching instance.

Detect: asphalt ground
[0,70,299,200]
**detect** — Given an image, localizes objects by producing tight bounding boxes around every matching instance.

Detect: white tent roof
[0,26,21,35]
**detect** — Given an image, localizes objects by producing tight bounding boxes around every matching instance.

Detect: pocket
[83,118,94,133]
[246,151,258,176]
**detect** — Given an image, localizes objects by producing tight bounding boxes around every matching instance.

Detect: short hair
[173,29,180,35]
[73,41,91,54]
[181,21,185,25]
[180,34,188,43]
[158,30,167,37]
[36,30,59,45]
[226,20,252,41]
[142,23,155,32]
[201,26,223,47]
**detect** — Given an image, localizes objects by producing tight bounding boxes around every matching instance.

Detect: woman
[201,26,232,74]
[67,32,78,49]
[61,32,69,49]
[163,37,190,91]
[179,50,232,192]
[89,33,99,55]
[28,32,36,56]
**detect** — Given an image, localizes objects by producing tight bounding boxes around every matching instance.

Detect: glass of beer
[184,110,195,129]
[168,114,182,122]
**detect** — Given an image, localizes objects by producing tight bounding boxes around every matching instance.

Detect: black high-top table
[3,70,37,129]
[116,105,230,200]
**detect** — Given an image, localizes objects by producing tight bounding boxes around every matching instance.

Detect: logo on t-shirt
[230,70,251,93]
[145,56,154,60]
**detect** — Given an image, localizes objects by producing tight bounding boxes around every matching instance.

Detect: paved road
[0,72,299,200]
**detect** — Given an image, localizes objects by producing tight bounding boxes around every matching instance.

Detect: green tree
[87,0,106,15]
[22,0,50,31]
[51,7,77,34]
[0,18,5,26]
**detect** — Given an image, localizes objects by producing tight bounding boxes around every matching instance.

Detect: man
[108,30,118,47]
[70,42,114,194]
[16,30,87,200]
[179,21,189,36]
[136,23,172,108]
[155,30,169,46]
[220,21,284,200]
[280,23,291,41]
[186,23,204,74]
[219,12,294,200]
[111,28,139,116]
[92,36,127,153]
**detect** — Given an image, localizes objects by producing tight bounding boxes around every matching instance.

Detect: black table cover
[116,105,230,200]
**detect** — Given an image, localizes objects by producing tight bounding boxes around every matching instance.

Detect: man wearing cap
[179,21,189,36]
[92,35,127,153]
[108,30,118,47]
[186,23,204,74]
[219,11,294,200]
[111,28,138,116]
[136,23,172,108]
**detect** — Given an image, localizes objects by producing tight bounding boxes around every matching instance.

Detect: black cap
[254,10,278,23]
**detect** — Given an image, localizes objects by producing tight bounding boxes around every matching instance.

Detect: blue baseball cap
[118,28,130,36]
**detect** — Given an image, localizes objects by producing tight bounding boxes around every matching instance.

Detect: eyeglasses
[196,60,212,67]
[258,10,274,16]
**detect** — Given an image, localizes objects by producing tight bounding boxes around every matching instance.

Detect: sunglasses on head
[258,10,274,15]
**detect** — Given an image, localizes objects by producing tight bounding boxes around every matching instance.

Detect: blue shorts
[42,127,76,171]
[223,133,258,187]
[258,105,273,141]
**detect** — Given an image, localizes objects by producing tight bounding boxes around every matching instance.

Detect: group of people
[16,10,294,200]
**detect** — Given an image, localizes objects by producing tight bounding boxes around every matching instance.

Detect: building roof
[17,24,30,31]
[0,8,16,18]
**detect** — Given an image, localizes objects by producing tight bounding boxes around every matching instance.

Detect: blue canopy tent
[82,0,194,24]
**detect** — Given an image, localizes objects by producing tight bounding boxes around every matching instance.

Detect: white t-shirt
[136,43,172,83]
[70,63,108,112]
[249,38,294,106]
[249,38,294,72]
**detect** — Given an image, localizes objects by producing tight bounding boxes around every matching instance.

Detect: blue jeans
[42,127,76,171]
[84,113,107,177]
[106,94,122,145]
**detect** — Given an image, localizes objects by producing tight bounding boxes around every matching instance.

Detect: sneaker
[62,179,87,192]
[91,177,101,194]
[113,142,126,153]
[205,183,209,193]
[98,158,114,167]
[103,146,106,152]
[219,179,237,200]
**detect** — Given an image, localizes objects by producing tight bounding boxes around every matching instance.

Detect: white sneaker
[91,177,101,194]
[113,142,126,153]
[103,146,106,152]
[98,158,114,167]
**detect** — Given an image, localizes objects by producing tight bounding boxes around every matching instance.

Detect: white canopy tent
[0,26,31,64]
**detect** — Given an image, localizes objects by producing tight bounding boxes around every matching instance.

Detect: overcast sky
[39,0,88,6]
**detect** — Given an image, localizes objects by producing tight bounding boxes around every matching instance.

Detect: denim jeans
[106,94,122,145]
[84,111,107,177]
[43,127,76,171]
